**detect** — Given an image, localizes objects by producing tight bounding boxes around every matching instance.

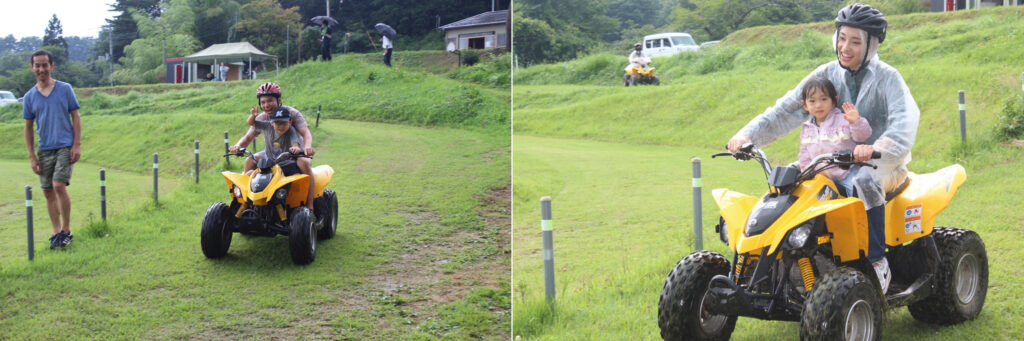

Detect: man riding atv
[230,82,317,212]
[624,42,659,86]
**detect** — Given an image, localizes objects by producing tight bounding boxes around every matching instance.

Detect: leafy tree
[514,0,617,64]
[113,0,199,84]
[43,14,70,55]
[64,36,97,62]
[511,10,556,65]
[236,0,302,59]
[669,0,817,42]
[102,0,162,62]
[193,0,243,46]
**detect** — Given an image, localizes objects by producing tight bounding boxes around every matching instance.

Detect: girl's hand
[842,102,860,123]
[250,106,259,116]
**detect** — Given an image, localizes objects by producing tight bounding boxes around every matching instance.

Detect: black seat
[884,177,911,202]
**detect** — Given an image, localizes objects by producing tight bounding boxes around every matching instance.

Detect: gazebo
[181,42,278,82]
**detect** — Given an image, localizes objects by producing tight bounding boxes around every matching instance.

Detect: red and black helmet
[256,82,282,99]
[634,42,642,49]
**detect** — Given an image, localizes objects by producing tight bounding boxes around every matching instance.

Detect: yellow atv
[658,144,987,340]
[201,148,338,265]
[624,64,659,86]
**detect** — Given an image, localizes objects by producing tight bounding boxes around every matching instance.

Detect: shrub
[994,96,1024,141]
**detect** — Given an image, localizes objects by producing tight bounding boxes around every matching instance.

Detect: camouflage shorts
[38,147,73,190]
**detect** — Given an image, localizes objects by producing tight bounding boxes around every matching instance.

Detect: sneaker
[873,258,891,295]
[62,232,73,247]
[49,232,64,249]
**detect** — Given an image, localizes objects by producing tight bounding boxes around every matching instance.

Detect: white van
[642,33,699,58]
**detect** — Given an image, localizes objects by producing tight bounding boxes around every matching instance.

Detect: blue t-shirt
[22,81,80,151]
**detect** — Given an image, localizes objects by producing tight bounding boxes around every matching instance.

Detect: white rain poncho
[731,33,920,209]
[625,50,651,72]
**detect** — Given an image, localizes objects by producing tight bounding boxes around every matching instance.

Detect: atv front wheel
[623,74,631,86]
[289,207,317,265]
[908,227,988,324]
[316,190,339,240]
[800,267,882,341]
[201,202,233,259]
[657,250,736,341]
[652,75,660,85]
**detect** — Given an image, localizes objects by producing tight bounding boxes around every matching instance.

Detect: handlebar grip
[711,152,732,158]
[871,151,881,159]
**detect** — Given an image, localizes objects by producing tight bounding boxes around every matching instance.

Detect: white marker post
[153,153,159,204]
[100,169,107,221]
[541,196,555,302]
[692,157,703,250]
[26,185,34,261]
[959,90,967,144]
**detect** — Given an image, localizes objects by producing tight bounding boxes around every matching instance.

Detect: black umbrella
[374,23,396,40]
[310,16,338,26]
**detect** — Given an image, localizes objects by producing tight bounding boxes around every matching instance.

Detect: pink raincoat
[799,107,872,181]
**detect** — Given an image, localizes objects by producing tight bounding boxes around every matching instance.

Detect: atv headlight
[787,224,811,249]
[274,187,289,201]
[232,186,242,198]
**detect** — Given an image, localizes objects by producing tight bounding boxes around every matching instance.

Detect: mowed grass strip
[0,116,510,339]
[511,135,1024,340]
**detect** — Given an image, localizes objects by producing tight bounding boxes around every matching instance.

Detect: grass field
[512,6,1024,340]
[0,53,510,339]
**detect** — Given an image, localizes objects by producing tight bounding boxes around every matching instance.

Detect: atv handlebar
[223,148,312,160]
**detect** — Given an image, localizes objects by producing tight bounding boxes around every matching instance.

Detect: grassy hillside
[512,6,1024,340]
[2,53,509,131]
[0,47,510,338]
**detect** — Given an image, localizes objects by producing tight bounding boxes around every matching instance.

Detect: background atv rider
[725,3,919,294]
[624,42,651,73]
[230,82,318,211]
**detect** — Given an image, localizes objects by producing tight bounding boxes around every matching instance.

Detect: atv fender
[222,171,250,204]
[311,165,335,198]
[711,188,758,251]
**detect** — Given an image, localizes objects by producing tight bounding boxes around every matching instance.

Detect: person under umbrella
[319,21,333,61]
[375,23,396,67]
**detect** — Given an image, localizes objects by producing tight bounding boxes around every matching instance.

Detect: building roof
[439,10,508,31]
[183,42,276,64]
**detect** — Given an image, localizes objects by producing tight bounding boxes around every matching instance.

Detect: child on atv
[230,82,317,211]
[798,77,871,198]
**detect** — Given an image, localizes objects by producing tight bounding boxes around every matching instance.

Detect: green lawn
[511,135,1024,340]
[0,118,510,339]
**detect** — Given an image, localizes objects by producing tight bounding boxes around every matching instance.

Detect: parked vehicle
[642,33,699,58]
[700,40,721,49]
[0,91,17,106]
[658,144,987,340]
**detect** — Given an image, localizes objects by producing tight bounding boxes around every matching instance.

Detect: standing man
[382,34,393,67]
[23,50,82,249]
[319,22,333,61]
[219,62,229,81]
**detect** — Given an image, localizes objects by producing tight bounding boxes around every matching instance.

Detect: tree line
[0,0,507,92]
[513,0,929,66]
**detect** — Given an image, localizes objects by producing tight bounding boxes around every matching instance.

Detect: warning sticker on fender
[904,204,922,234]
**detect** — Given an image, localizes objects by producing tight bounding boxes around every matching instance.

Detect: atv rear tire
[657,251,736,341]
[623,74,631,86]
[800,267,882,341]
[316,190,338,240]
[201,202,233,259]
[908,227,988,325]
[289,207,317,265]
[652,76,660,86]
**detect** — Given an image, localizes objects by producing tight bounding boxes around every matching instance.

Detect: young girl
[798,77,872,197]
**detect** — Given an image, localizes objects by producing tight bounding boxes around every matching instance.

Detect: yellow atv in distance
[658,144,987,340]
[201,148,338,265]
[624,61,660,86]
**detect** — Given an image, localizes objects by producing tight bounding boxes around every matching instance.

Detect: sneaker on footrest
[873,258,891,295]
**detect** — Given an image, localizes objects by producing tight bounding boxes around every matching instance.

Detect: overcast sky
[1,0,115,39]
